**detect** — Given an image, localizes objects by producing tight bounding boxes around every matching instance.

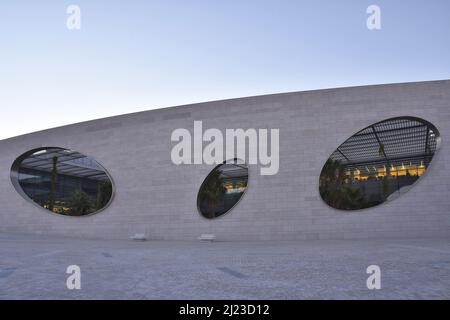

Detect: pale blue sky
[1,0,449,139]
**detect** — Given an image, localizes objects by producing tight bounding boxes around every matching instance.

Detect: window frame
[196,158,250,220]
[10,146,116,217]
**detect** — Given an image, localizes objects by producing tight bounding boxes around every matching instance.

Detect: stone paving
[0,233,449,299]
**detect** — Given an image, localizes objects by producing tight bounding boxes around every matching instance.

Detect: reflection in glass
[197,159,248,219]
[319,117,440,210]
[12,148,113,216]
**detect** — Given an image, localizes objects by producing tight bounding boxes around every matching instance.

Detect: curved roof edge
[2,79,449,142]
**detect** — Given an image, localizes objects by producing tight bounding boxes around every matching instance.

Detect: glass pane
[12,147,114,216]
[197,159,248,219]
[319,117,440,210]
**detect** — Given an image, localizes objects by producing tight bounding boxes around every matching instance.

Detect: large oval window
[319,117,441,210]
[197,159,249,219]
[11,147,114,216]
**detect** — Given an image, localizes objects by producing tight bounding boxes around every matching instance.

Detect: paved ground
[0,233,449,299]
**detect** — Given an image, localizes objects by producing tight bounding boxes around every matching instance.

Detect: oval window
[319,117,441,210]
[197,159,249,219]
[11,147,114,216]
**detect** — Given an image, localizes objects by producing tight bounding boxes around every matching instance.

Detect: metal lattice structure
[329,118,439,172]
[20,148,109,181]
[219,164,248,181]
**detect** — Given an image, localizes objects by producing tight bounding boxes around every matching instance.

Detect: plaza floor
[0,232,449,299]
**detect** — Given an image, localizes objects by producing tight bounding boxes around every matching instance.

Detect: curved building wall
[0,80,449,240]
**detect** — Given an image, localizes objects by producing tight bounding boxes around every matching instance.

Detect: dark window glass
[319,117,441,210]
[11,147,114,216]
[197,159,248,219]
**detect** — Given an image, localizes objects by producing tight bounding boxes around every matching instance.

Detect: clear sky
[1,0,449,140]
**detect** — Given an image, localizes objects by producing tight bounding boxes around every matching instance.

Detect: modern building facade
[0,80,449,240]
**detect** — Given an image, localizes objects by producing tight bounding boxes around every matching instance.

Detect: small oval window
[197,159,249,219]
[319,117,441,210]
[11,147,114,216]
